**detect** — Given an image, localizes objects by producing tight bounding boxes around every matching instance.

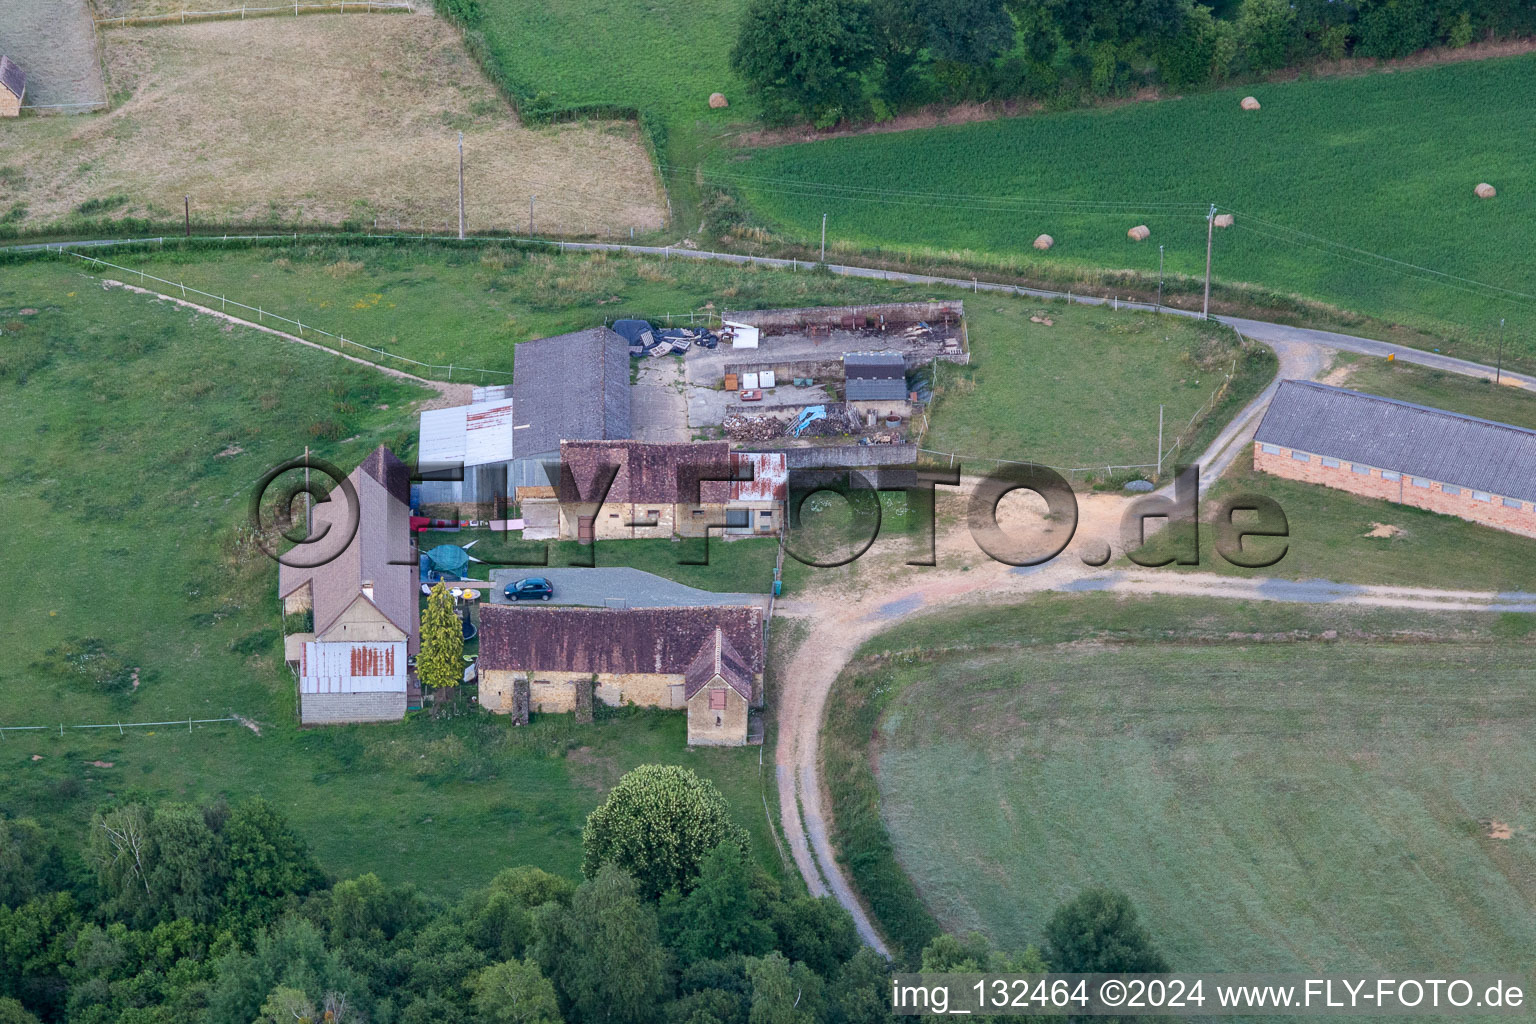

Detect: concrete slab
[631,357,691,442]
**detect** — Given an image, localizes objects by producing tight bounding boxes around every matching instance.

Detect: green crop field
[0,259,786,897]
[725,55,1536,362]
[828,595,1536,969]
[50,241,1273,471]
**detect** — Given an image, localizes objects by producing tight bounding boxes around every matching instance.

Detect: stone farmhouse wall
[562,501,781,541]
[481,669,687,713]
[1253,442,1536,538]
[686,686,748,746]
[300,691,406,725]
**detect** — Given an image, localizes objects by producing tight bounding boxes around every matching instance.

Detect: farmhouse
[477,604,764,745]
[279,446,418,724]
[554,440,786,542]
[1254,380,1536,538]
[417,327,631,508]
[0,57,24,117]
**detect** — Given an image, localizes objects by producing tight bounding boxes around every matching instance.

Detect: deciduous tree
[731,0,876,125]
[1044,887,1169,974]
[419,582,465,699]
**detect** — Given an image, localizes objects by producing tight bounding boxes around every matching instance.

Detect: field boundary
[0,716,241,735]
[68,251,512,382]
[94,0,413,27]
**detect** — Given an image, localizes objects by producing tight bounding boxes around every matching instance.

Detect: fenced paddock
[94,1,414,28]
[5,0,107,111]
[0,13,666,235]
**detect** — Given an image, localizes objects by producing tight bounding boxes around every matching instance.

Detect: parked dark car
[504,577,554,601]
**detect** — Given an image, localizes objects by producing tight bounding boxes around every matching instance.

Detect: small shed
[0,57,25,118]
[844,352,907,401]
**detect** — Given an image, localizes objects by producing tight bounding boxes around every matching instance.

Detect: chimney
[361,580,374,602]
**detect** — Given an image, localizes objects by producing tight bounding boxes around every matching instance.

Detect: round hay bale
[1127,224,1150,242]
[1213,213,1234,228]
[1475,182,1497,199]
[1033,233,1054,250]
[708,92,729,109]
[1240,96,1261,111]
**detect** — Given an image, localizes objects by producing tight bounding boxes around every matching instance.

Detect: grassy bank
[727,55,1536,361]
[827,595,1536,969]
[0,259,783,896]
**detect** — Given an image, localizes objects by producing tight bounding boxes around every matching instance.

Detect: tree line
[731,0,1536,124]
[0,764,1169,1023]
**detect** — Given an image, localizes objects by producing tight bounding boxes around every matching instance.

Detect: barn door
[578,515,595,545]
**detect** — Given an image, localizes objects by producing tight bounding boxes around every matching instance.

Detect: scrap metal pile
[724,407,867,441]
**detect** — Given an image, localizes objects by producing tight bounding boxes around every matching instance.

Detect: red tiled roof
[478,604,763,679]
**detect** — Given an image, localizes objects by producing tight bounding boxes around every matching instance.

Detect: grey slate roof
[844,352,907,401]
[1255,380,1536,503]
[511,327,631,458]
[0,57,24,102]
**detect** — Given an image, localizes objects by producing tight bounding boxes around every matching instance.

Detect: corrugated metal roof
[299,640,407,694]
[731,452,787,501]
[417,398,515,469]
[1255,380,1536,502]
[0,57,24,101]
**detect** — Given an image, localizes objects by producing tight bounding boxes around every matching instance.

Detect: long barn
[1253,380,1536,538]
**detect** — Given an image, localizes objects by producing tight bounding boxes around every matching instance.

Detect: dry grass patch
[0,12,665,234]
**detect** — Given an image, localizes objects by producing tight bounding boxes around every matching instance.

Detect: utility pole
[1497,318,1506,384]
[820,212,827,264]
[457,132,465,240]
[529,195,536,236]
[184,195,190,238]
[1157,244,1164,311]
[1157,404,1164,478]
[1202,203,1216,320]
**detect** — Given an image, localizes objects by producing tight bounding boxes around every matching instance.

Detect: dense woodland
[0,766,1168,1024]
[730,0,1536,123]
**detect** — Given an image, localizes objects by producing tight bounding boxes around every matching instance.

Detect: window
[1412,477,1431,489]
[1473,491,1492,502]
[725,509,750,529]
[1261,443,1281,455]
[1351,463,1371,475]
[609,513,619,518]
[1503,497,1522,509]
[692,508,705,516]
[1322,457,1340,468]
[1382,471,1401,482]
[1291,450,1311,462]
[1443,484,1460,495]
[759,510,773,517]
[709,689,727,710]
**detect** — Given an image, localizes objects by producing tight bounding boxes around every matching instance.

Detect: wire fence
[94,0,413,27]
[68,251,514,382]
[0,717,242,737]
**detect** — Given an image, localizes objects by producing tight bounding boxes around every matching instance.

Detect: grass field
[0,13,663,236]
[49,241,1275,470]
[3,0,106,109]
[0,259,786,897]
[828,595,1536,970]
[725,55,1536,360]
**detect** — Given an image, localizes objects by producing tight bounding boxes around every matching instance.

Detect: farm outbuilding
[279,446,418,724]
[0,56,25,117]
[416,327,631,508]
[844,352,908,401]
[1254,380,1536,538]
[476,604,764,745]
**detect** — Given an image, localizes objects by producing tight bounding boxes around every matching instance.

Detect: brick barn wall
[1253,443,1536,538]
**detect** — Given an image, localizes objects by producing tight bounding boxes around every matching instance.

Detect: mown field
[0,13,663,237]
[1132,355,1536,591]
[0,259,786,897]
[725,55,1536,362]
[51,240,1273,470]
[827,595,1536,969]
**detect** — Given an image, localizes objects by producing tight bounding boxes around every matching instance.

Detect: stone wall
[480,669,686,713]
[300,690,406,725]
[1254,442,1536,538]
[686,686,749,746]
